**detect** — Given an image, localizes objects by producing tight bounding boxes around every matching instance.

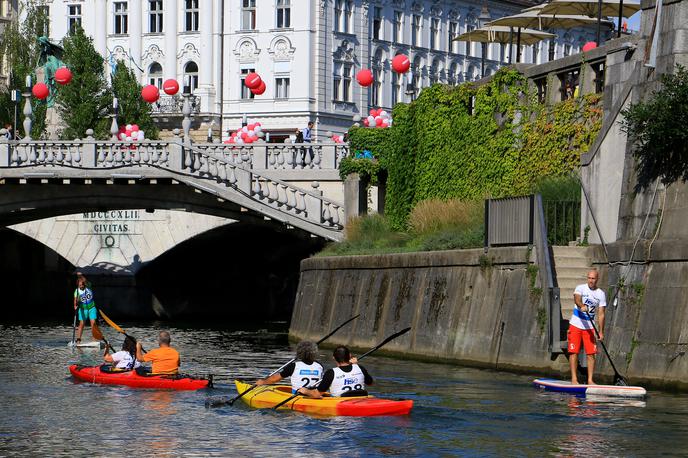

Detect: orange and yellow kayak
[234,380,413,416]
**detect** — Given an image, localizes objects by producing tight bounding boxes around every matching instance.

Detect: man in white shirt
[568,269,607,385]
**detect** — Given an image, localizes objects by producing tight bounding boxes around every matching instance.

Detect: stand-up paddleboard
[533,378,647,398]
[68,340,105,349]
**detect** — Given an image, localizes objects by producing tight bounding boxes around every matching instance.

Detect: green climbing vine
[345,68,603,230]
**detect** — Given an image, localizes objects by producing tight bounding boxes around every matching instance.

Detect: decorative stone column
[164,0,179,81]
[94,0,107,57]
[196,0,216,113]
[130,0,143,79]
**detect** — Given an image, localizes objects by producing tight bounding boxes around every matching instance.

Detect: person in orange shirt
[135,331,180,375]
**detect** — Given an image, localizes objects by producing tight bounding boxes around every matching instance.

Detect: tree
[56,25,112,139]
[111,62,159,139]
[621,65,688,191]
[0,0,50,138]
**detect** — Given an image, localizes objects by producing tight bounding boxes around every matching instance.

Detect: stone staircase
[552,246,595,320]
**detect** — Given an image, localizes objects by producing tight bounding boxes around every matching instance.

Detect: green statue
[37,36,66,108]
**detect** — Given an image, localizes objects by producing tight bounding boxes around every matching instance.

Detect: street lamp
[478,3,491,78]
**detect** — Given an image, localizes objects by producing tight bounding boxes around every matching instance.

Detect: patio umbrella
[540,0,641,39]
[454,25,555,64]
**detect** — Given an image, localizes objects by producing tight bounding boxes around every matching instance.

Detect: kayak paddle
[71,306,78,346]
[99,309,145,352]
[582,310,628,386]
[205,313,361,408]
[272,327,412,411]
[91,322,115,352]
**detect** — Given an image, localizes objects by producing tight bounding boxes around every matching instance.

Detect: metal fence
[542,200,581,246]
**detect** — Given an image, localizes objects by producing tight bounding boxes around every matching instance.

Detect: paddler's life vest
[329,364,366,397]
[76,287,95,310]
[290,361,323,393]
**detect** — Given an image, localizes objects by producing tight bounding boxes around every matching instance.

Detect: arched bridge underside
[0,141,345,240]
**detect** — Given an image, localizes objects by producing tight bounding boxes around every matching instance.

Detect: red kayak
[69,364,212,390]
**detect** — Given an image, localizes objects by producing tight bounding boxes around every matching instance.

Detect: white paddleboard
[68,340,105,349]
[533,378,647,398]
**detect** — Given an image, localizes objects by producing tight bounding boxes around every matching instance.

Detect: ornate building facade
[35,0,597,139]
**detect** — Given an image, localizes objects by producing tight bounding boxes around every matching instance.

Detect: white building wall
[34,0,598,140]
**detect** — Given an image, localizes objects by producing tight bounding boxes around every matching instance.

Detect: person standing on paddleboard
[73,274,98,344]
[255,341,323,394]
[297,346,373,398]
[568,269,607,385]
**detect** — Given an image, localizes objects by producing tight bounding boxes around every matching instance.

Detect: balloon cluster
[32,66,73,100]
[118,124,145,142]
[244,72,266,96]
[224,122,263,144]
[332,134,345,144]
[362,108,392,128]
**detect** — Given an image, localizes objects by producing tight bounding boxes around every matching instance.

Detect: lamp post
[478,3,491,78]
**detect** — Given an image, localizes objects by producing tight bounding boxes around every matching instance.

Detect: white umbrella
[455,25,555,64]
[487,8,608,30]
[539,0,641,40]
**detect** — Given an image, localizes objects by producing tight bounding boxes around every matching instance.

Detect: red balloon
[356,69,374,87]
[55,67,73,85]
[582,41,597,52]
[375,117,384,127]
[251,80,266,95]
[392,54,411,73]
[32,83,49,100]
[163,79,179,95]
[245,72,262,89]
[141,85,160,103]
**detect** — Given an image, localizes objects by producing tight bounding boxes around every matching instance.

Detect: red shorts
[567,325,597,355]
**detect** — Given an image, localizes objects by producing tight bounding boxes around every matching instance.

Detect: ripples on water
[0,321,687,457]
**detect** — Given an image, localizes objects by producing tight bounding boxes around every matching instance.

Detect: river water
[0,321,686,457]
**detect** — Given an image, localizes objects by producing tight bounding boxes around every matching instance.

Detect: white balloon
[137,131,145,141]
[119,133,126,140]
[247,130,254,136]
[380,110,388,118]
[126,124,132,131]
[125,136,132,141]
[367,115,375,125]
[254,125,262,133]
[242,126,249,133]
[236,138,244,144]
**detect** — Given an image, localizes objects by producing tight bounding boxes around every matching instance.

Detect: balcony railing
[151,95,201,114]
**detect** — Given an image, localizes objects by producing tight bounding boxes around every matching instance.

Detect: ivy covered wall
[344,69,602,230]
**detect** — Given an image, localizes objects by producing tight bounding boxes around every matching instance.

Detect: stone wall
[291,248,688,390]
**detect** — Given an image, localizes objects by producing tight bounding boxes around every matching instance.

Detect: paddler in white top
[255,341,324,393]
[568,269,607,385]
[298,346,374,398]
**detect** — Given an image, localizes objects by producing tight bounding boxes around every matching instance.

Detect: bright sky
[627,11,641,31]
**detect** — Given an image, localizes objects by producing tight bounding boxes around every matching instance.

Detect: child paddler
[73,274,97,344]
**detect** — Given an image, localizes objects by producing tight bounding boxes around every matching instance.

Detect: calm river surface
[0,320,686,457]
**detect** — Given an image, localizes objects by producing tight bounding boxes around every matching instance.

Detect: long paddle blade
[91,323,115,352]
[272,327,412,411]
[99,309,126,334]
[206,314,361,409]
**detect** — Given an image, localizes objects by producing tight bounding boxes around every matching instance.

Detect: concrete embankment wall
[291,247,688,390]
[290,248,566,375]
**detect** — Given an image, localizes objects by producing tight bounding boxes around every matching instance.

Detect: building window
[241,0,256,30]
[149,62,163,88]
[275,77,290,99]
[592,61,605,93]
[391,72,400,106]
[0,0,8,18]
[149,0,163,33]
[344,1,353,33]
[412,56,421,97]
[532,43,540,64]
[412,14,421,47]
[466,19,476,57]
[448,62,457,85]
[371,50,383,106]
[241,68,255,99]
[184,61,198,93]
[334,0,342,32]
[277,0,290,28]
[333,62,352,102]
[373,6,382,40]
[68,4,82,33]
[449,22,458,53]
[429,58,440,84]
[393,11,403,43]
[430,18,439,49]
[185,0,199,32]
[334,0,352,34]
[114,2,128,35]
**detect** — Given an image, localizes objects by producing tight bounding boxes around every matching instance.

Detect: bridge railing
[0,137,345,237]
[182,143,345,229]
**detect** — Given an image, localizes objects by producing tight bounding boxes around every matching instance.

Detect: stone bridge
[0,136,349,242]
